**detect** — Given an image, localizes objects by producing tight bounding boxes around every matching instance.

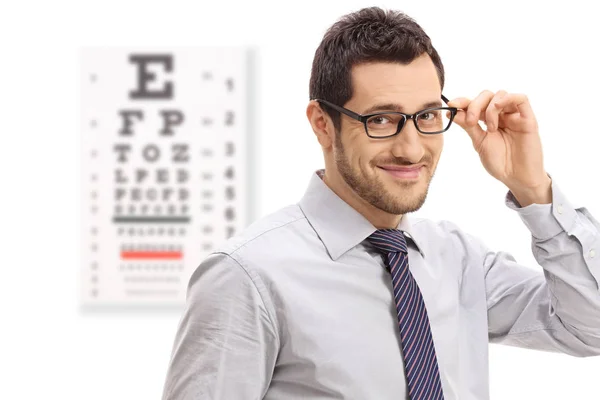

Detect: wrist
[509,176,552,207]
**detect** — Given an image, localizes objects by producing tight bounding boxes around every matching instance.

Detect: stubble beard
[333,132,434,215]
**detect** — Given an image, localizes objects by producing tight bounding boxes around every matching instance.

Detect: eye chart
[80,48,253,307]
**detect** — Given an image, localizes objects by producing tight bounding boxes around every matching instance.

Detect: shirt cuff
[505,176,577,240]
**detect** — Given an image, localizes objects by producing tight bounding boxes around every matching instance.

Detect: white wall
[1,0,599,399]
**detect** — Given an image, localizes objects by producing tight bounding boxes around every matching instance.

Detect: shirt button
[590,249,596,258]
[557,204,564,214]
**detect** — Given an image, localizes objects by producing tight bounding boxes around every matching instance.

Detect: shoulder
[215,203,312,257]
[191,203,318,282]
[185,204,316,322]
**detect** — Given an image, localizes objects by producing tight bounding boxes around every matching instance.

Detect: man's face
[333,55,444,215]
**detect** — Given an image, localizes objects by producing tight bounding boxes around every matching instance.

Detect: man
[162,7,600,400]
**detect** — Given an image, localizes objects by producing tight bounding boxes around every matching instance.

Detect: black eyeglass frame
[314,94,458,138]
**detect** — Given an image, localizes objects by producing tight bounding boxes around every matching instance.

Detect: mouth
[377,164,424,180]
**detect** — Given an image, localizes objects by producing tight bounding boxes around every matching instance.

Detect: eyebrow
[362,101,443,115]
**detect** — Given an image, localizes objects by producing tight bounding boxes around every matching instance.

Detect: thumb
[446,97,470,109]
[446,97,470,129]
[446,97,470,130]
[447,98,486,150]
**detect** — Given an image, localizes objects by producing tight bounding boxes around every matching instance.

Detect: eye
[367,114,403,127]
[370,116,392,125]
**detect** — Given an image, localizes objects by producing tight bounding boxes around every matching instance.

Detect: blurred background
[1,0,599,399]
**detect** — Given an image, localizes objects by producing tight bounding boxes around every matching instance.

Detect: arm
[485,178,600,356]
[161,253,279,399]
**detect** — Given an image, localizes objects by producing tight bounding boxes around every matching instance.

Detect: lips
[380,165,422,172]
[379,165,423,179]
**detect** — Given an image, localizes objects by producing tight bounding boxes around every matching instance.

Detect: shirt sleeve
[484,176,600,356]
[161,252,279,399]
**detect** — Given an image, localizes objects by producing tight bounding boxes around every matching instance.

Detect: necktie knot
[367,229,408,255]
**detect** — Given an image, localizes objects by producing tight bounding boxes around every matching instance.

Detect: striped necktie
[367,229,445,400]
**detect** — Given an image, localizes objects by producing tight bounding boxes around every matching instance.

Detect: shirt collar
[298,169,425,260]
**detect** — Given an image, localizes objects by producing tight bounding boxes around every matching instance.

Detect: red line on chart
[120,251,183,260]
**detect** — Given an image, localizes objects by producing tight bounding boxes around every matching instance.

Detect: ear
[306,100,334,149]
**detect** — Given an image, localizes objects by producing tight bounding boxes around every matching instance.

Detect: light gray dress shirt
[162,169,600,400]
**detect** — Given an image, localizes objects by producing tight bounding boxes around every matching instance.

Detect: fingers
[446,90,538,154]
[465,90,495,127]
[485,90,508,131]
[449,91,533,131]
[448,91,495,133]
[447,91,492,149]
[447,97,470,109]
[446,97,470,130]
[495,93,534,120]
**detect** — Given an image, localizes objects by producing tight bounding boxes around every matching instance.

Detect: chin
[385,185,429,211]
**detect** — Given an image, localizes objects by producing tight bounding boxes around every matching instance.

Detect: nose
[390,119,426,164]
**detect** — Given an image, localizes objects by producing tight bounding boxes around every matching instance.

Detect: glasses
[315,95,458,138]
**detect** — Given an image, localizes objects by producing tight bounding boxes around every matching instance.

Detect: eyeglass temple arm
[315,99,362,120]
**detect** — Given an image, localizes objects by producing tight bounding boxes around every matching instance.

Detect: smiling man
[314,58,446,223]
[162,7,600,400]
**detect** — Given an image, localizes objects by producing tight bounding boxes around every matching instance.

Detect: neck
[320,168,403,230]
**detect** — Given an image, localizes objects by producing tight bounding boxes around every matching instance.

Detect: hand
[447,90,551,206]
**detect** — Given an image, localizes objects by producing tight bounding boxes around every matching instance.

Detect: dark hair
[309,7,445,130]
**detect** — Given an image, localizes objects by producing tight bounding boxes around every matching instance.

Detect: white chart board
[80,47,253,307]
